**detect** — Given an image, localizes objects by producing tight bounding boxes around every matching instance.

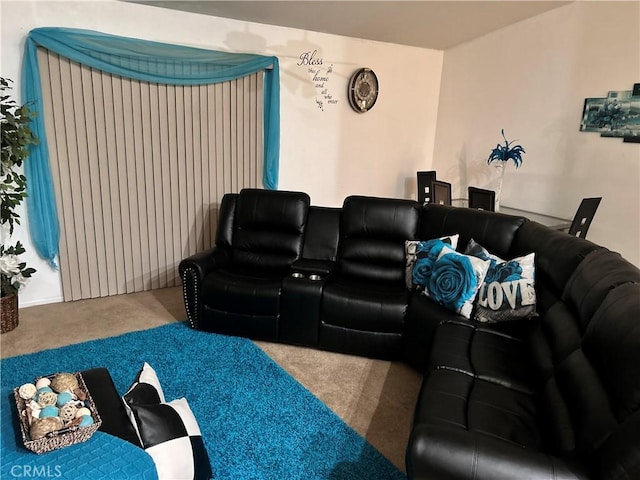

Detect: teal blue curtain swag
[22,27,280,267]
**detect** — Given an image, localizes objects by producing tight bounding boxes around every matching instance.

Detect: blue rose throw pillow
[411,238,489,318]
[464,238,537,323]
[405,235,459,289]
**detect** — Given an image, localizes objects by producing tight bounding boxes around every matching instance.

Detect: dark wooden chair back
[432,180,452,206]
[568,197,601,238]
[417,171,437,205]
[468,186,496,211]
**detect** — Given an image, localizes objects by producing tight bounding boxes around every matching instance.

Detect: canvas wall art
[580,84,640,142]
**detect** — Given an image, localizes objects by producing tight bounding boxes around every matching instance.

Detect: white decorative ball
[75,407,91,418]
[35,377,51,390]
[18,383,37,400]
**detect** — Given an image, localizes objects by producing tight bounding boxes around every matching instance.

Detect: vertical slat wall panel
[215,84,226,227]
[38,49,264,301]
[91,68,114,296]
[100,72,125,296]
[158,84,172,288]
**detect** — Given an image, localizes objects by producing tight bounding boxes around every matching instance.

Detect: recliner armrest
[179,247,230,329]
[291,258,334,276]
[179,246,230,281]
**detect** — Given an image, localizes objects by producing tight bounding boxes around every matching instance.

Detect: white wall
[433,1,640,266]
[1,0,443,306]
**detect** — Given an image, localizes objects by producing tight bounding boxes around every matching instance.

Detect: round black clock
[348,68,379,113]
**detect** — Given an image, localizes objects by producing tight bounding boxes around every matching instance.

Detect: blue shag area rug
[1,322,406,480]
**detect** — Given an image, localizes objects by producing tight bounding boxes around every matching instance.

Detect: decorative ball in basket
[13,372,102,454]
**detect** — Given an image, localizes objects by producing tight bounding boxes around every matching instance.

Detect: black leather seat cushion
[321,278,408,333]
[202,267,287,315]
[429,320,539,394]
[414,367,543,450]
[407,422,589,480]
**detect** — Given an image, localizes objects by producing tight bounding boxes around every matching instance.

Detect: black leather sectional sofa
[179,188,640,480]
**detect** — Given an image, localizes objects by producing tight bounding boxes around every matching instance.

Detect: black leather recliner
[179,188,310,341]
[318,195,421,359]
[180,190,640,480]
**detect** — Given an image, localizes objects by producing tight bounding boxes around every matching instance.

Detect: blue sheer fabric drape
[22,27,280,267]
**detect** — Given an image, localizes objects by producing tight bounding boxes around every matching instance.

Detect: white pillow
[465,238,537,323]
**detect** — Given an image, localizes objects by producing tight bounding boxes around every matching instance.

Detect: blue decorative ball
[78,415,94,427]
[56,391,73,407]
[40,405,59,418]
[36,386,53,396]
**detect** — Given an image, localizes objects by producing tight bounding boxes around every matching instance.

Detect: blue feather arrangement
[487,129,525,168]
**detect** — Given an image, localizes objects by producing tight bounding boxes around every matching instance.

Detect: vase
[1,294,19,333]
[493,162,506,212]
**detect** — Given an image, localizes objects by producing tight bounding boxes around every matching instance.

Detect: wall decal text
[298,50,338,111]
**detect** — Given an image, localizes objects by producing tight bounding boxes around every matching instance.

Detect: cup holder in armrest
[290,272,323,281]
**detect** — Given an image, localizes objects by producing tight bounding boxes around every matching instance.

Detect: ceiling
[125,1,572,50]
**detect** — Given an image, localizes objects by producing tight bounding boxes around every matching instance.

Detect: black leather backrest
[536,278,640,458]
[302,206,341,261]
[419,204,526,259]
[519,225,640,459]
[230,188,310,269]
[563,250,640,332]
[215,193,238,249]
[512,221,602,295]
[583,282,640,421]
[337,195,420,284]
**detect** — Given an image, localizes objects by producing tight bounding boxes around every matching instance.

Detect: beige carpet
[0,287,422,473]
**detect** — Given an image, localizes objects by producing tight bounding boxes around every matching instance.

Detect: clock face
[348,68,378,113]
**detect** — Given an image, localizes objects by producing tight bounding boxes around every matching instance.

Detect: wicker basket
[13,372,102,454]
[1,294,19,334]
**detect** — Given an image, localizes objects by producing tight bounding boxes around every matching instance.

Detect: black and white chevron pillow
[127,398,212,480]
[123,363,212,480]
[123,362,166,405]
[123,362,166,444]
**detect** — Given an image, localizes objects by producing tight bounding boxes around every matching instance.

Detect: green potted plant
[486,129,525,211]
[1,77,38,333]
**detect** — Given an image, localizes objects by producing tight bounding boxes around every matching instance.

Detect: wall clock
[348,68,379,113]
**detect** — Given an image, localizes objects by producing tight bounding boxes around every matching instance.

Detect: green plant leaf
[1,77,38,293]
